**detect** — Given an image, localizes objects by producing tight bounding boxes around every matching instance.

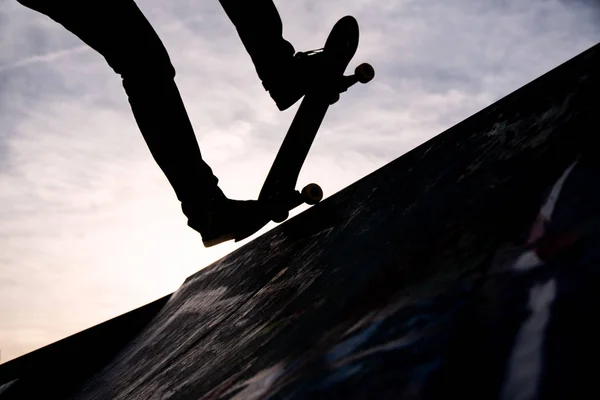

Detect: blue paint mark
[326,320,383,363]
[317,364,363,388]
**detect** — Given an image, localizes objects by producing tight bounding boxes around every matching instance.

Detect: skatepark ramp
[1,42,600,399]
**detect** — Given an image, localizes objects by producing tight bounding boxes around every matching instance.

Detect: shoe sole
[202,233,237,248]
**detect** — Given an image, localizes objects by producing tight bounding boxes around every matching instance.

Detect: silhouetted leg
[218,0,295,86]
[218,0,327,111]
[17,0,220,209]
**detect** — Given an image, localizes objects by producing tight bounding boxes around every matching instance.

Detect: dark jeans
[17,0,294,208]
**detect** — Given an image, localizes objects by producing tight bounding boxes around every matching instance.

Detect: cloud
[1,0,599,363]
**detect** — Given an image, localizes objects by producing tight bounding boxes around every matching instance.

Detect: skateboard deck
[258,15,375,223]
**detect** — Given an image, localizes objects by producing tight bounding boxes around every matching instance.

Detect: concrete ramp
[1,42,600,399]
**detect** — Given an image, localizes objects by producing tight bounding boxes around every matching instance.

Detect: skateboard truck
[328,63,375,104]
[257,16,375,224]
[269,182,324,223]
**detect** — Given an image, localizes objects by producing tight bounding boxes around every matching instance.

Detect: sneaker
[264,49,327,111]
[184,189,270,247]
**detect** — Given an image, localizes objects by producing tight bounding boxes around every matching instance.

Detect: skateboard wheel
[301,183,323,205]
[272,209,289,223]
[356,63,375,84]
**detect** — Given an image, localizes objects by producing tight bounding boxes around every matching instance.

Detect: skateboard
[258,15,375,223]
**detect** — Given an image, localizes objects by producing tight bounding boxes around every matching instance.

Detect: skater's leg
[17,0,218,205]
[218,0,295,83]
[18,0,269,246]
[219,0,327,111]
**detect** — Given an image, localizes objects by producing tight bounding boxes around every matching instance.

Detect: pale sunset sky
[1,0,599,363]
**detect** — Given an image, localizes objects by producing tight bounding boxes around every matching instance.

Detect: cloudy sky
[0,0,598,363]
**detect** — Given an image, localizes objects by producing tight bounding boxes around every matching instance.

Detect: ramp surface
[1,42,600,399]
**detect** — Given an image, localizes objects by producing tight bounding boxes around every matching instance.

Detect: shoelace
[294,48,324,59]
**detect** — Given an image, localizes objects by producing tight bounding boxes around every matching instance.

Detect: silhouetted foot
[264,49,327,111]
[184,189,270,247]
